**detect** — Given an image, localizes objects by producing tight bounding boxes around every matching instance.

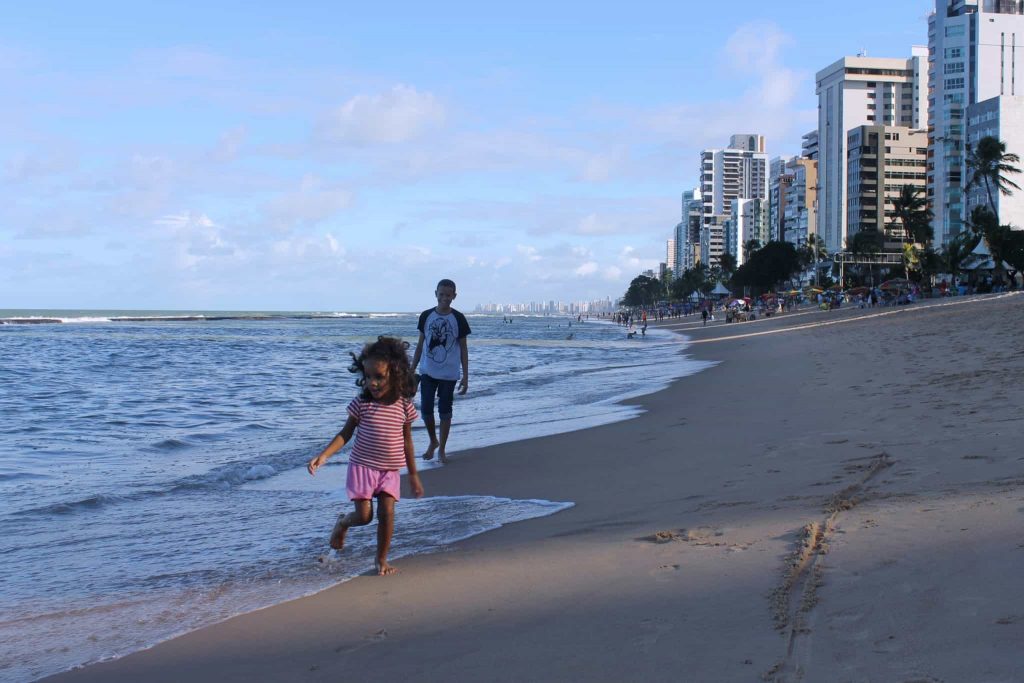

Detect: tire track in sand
[763,452,892,682]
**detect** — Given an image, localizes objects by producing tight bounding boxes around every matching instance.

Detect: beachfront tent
[710,282,731,297]
[960,239,1012,273]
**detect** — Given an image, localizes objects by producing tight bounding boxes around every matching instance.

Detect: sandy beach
[43,293,1024,683]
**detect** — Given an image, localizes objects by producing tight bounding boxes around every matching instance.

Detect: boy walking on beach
[411,279,470,463]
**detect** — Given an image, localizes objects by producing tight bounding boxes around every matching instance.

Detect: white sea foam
[0,312,708,682]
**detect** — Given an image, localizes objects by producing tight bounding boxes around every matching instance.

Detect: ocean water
[0,310,708,682]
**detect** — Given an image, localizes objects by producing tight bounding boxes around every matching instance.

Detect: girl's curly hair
[348,336,416,403]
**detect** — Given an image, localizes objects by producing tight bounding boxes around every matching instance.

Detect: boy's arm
[308,416,357,475]
[410,331,425,372]
[457,336,469,394]
[403,421,423,497]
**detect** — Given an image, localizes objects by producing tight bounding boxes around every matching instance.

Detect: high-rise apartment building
[847,125,929,245]
[816,49,928,253]
[769,156,797,243]
[929,0,1024,244]
[964,94,1024,227]
[802,130,820,160]
[675,189,703,272]
[783,157,819,245]
[700,135,768,266]
[666,239,677,278]
[700,215,728,267]
[730,198,769,264]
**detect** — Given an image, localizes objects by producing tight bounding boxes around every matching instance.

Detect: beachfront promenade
[45,293,1024,683]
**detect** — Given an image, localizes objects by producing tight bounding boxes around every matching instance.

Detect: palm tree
[890,185,933,281]
[890,185,933,245]
[940,227,980,290]
[847,230,884,285]
[965,136,1022,219]
[718,252,737,278]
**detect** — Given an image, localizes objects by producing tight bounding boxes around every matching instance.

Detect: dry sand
[44,293,1024,683]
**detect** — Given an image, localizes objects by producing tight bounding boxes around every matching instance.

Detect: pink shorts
[346,462,401,501]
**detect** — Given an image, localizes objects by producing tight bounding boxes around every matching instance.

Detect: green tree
[732,241,801,294]
[940,230,980,285]
[1003,231,1024,286]
[620,275,664,307]
[671,265,707,301]
[798,235,829,285]
[965,136,1022,218]
[890,185,933,245]
[718,252,737,278]
[846,230,885,285]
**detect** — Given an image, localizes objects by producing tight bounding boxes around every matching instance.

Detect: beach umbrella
[847,286,870,296]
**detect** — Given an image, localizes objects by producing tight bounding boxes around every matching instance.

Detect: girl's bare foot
[329,515,349,550]
[438,449,448,464]
[375,561,399,576]
[422,441,438,460]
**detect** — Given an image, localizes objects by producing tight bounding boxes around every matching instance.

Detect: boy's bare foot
[422,441,438,460]
[329,515,349,550]
[375,561,399,576]
[438,449,448,464]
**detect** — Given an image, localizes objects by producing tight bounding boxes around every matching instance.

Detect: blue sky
[2,1,933,312]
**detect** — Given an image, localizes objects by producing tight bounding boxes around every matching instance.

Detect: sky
[1,1,934,312]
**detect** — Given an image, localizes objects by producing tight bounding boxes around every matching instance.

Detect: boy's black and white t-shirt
[417,307,471,381]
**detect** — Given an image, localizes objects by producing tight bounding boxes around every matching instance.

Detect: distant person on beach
[411,278,471,464]
[307,336,423,576]
[701,309,708,326]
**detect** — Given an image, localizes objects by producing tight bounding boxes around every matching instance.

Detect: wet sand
[43,293,1024,683]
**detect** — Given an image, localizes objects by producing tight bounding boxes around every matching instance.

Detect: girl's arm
[403,421,424,497]
[307,416,357,475]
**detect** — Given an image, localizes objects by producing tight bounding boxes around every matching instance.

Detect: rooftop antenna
[857,48,868,57]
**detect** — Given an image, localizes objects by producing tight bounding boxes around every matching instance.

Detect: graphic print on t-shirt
[427,315,457,364]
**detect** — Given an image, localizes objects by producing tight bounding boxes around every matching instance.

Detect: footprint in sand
[334,628,389,653]
[652,563,682,582]
[632,618,674,652]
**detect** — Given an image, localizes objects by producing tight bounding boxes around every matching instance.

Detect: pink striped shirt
[347,397,418,470]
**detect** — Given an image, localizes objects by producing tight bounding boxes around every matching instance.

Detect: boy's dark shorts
[419,374,456,418]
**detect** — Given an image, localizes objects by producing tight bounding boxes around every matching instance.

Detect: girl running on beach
[307,336,424,575]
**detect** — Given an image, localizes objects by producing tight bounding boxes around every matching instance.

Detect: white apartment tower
[816,49,929,253]
[965,95,1024,227]
[929,0,1024,244]
[730,198,769,264]
[700,135,768,266]
[675,189,703,272]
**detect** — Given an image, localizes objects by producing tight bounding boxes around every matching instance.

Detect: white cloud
[315,85,445,145]
[635,22,812,150]
[574,261,598,276]
[206,125,248,163]
[154,211,236,270]
[4,149,77,183]
[576,213,619,236]
[516,244,542,262]
[263,174,353,232]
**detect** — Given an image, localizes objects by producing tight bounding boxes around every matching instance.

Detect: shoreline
[41,293,1024,683]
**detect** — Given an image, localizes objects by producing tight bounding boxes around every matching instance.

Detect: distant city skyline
[1,1,933,311]
[475,297,615,314]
